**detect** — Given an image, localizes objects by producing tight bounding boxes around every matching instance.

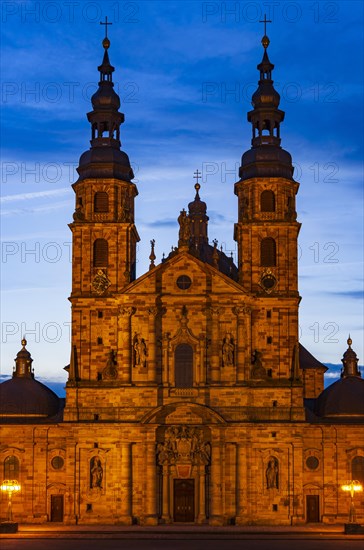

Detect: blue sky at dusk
[1,0,363,390]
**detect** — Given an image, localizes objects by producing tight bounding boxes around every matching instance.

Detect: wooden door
[174,479,194,522]
[50,495,64,522]
[306,495,320,522]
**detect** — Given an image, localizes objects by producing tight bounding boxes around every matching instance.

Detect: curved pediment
[141,401,226,425]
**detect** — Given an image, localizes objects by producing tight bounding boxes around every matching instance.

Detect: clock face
[260,272,277,293]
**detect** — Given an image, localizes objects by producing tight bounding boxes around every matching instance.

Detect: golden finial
[102,37,110,50]
[347,335,352,347]
[149,239,156,270]
[259,14,272,49]
[21,337,27,348]
[261,35,270,49]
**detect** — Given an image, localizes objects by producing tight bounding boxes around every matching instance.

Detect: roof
[299,344,328,371]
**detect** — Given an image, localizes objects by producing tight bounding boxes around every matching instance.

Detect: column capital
[119,306,136,317]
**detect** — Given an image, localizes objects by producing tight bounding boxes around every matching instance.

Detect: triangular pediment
[123,250,251,297]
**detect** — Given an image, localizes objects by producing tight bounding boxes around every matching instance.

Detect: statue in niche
[266,457,279,489]
[178,209,191,245]
[90,456,103,489]
[241,197,249,220]
[133,334,148,367]
[120,190,131,222]
[222,335,235,367]
[102,350,118,380]
[251,349,267,379]
[285,195,297,221]
[73,197,85,221]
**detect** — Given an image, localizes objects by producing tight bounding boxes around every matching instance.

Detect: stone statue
[134,334,148,367]
[266,457,279,489]
[222,335,234,367]
[90,456,103,489]
[178,209,191,245]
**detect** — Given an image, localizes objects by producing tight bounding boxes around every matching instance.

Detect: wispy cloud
[1,188,70,203]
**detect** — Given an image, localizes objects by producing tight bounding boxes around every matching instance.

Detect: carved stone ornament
[156,426,211,466]
[251,349,267,379]
[102,350,118,380]
[92,269,110,295]
[260,269,277,294]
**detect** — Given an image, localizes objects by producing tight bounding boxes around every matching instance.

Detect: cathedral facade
[1,30,363,526]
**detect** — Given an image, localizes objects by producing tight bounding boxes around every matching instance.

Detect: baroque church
[1,26,363,526]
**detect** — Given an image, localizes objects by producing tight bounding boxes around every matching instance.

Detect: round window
[306,456,319,470]
[51,456,64,470]
[176,275,192,290]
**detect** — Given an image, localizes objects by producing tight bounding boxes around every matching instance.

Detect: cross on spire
[100,16,112,39]
[194,169,202,185]
[259,13,272,36]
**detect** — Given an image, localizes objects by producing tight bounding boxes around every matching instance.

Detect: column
[197,466,206,523]
[235,443,246,524]
[209,308,220,383]
[118,307,135,383]
[209,437,223,525]
[148,307,158,383]
[233,307,245,382]
[162,333,170,386]
[245,307,252,376]
[145,437,158,525]
[119,442,132,524]
[161,465,171,522]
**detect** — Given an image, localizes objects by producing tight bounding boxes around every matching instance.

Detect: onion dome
[238,30,294,181]
[76,35,134,182]
[315,338,364,418]
[0,339,60,419]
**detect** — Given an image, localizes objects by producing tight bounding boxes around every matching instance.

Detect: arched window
[352,456,364,485]
[93,239,108,267]
[174,344,193,388]
[260,238,276,267]
[4,456,19,479]
[94,192,109,213]
[261,190,275,212]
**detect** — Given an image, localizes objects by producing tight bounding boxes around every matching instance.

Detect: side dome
[0,377,60,418]
[315,377,364,418]
[0,339,60,419]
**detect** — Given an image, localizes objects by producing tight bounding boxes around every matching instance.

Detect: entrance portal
[306,495,320,522]
[173,479,194,522]
[50,494,64,522]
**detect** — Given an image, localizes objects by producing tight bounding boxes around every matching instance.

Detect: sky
[1,0,363,391]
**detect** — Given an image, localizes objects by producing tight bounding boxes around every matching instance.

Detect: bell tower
[65,28,140,416]
[234,24,302,385]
